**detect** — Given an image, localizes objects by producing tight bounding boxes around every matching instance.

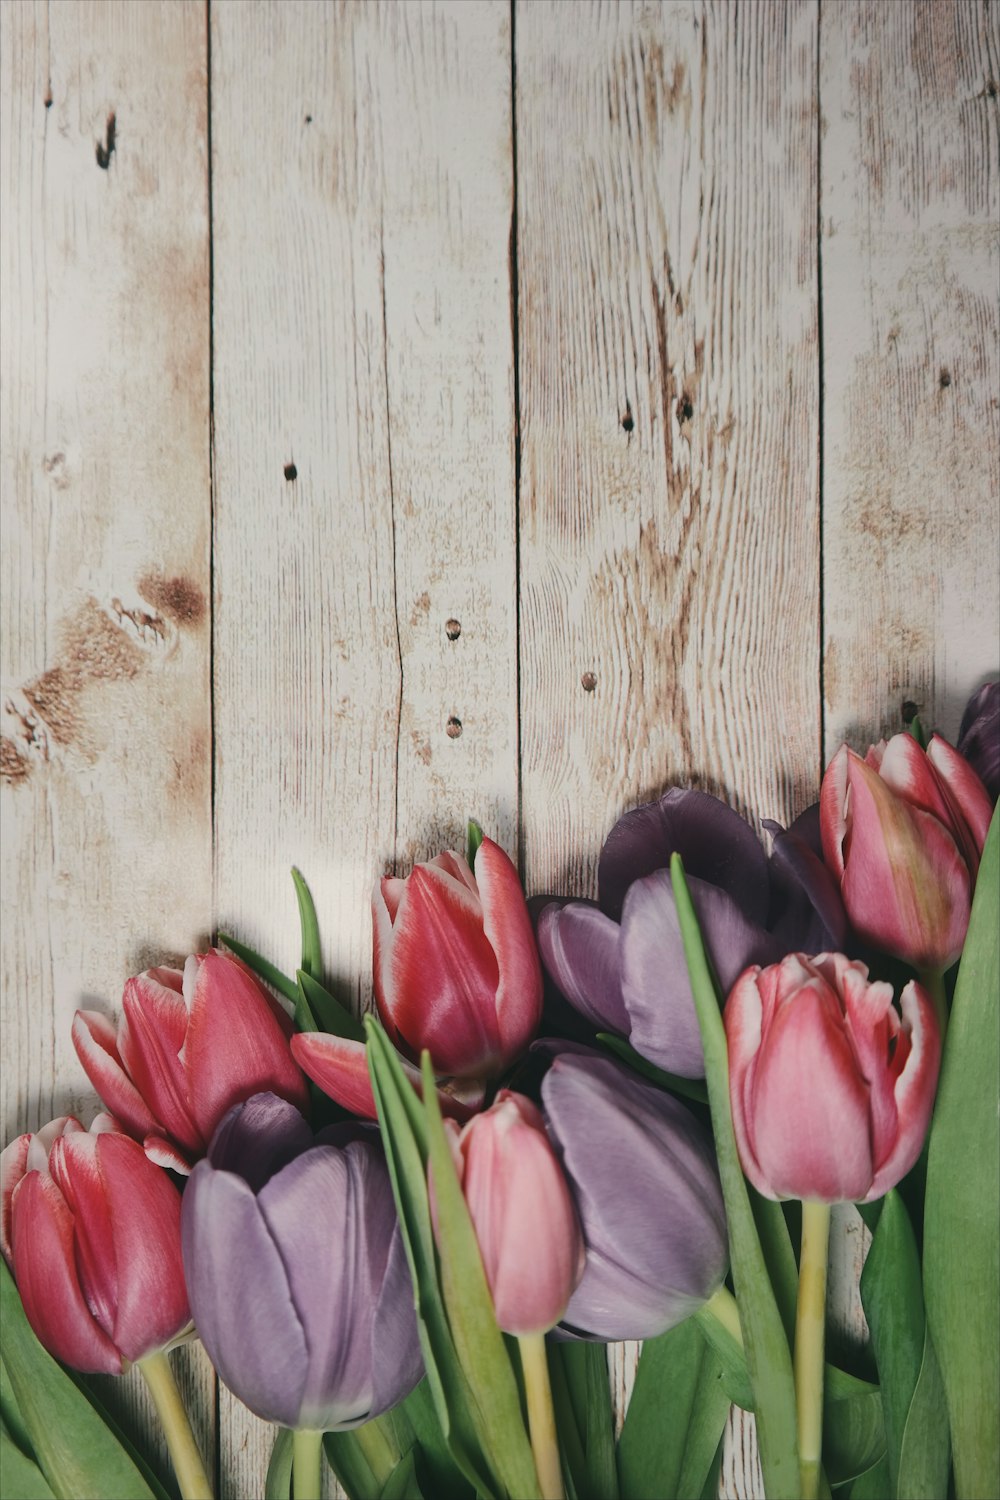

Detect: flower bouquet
[2,684,997,1500]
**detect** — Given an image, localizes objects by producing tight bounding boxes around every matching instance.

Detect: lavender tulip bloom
[957,681,999,802]
[537,788,847,1078]
[181,1093,422,1430]
[540,1048,728,1340]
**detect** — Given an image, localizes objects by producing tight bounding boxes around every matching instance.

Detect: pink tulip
[290,1030,481,1124]
[441,1091,585,1335]
[726,953,940,1203]
[373,839,543,1081]
[820,733,991,970]
[73,949,309,1172]
[1,1115,189,1374]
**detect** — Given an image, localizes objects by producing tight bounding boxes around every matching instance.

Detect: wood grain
[821,0,1000,752]
[209,2,516,1491]
[0,0,214,1482]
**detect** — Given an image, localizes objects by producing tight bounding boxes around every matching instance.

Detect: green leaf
[390,1378,473,1500]
[848,1454,891,1500]
[670,855,800,1500]
[296,969,365,1041]
[379,1448,423,1500]
[594,1034,709,1105]
[924,805,1000,1500]
[365,1022,497,1498]
[896,1326,949,1500]
[1,1424,57,1500]
[419,1051,541,1500]
[0,1259,159,1500]
[618,1318,729,1500]
[0,1350,33,1462]
[218,932,298,1004]
[291,867,323,981]
[265,1427,293,1500]
[466,820,485,867]
[548,1350,588,1500]
[906,715,928,750]
[555,1343,617,1500]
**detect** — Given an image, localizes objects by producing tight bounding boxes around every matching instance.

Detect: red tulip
[1,1115,189,1374]
[73,950,309,1172]
[441,1091,584,1335]
[726,953,940,1203]
[373,840,543,1081]
[820,733,991,970]
[290,1030,481,1124]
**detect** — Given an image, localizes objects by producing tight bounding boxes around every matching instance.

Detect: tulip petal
[927,734,993,857]
[1,1135,30,1265]
[877,734,958,834]
[207,1092,314,1189]
[747,981,874,1201]
[819,745,851,878]
[10,1172,122,1374]
[598,788,770,927]
[765,811,849,951]
[475,839,544,1065]
[120,975,202,1154]
[724,967,769,1196]
[184,951,310,1143]
[370,1217,424,1417]
[380,863,502,1075]
[536,901,628,1034]
[957,681,1000,800]
[182,1162,308,1427]
[72,1011,160,1144]
[291,1033,472,1123]
[144,1135,195,1175]
[866,981,940,1201]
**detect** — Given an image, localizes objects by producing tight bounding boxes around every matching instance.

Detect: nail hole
[901,699,920,723]
[44,91,53,109]
[445,618,461,640]
[446,716,463,738]
[678,394,694,423]
[986,79,997,99]
[283,462,298,481]
[581,671,597,692]
[938,367,952,389]
[95,111,116,170]
[621,405,634,433]
[304,113,313,124]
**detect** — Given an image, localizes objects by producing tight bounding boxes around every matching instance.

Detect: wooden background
[2,1,997,1496]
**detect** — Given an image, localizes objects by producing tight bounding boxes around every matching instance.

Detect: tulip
[291,1030,480,1126]
[1,1113,190,1374]
[444,1091,584,1336]
[181,1092,423,1433]
[725,952,940,1204]
[820,734,991,971]
[536,789,847,1080]
[539,1046,728,1340]
[73,949,309,1172]
[957,681,999,801]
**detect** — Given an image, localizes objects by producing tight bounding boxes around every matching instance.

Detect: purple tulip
[540,1047,728,1340]
[181,1093,422,1430]
[957,681,999,802]
[536,788,847,1079]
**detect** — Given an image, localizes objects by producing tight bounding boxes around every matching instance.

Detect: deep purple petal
[536,902,628,1035]
[598,788,769,926]
[764,815,849,952]
[619,872,779,1077]
[181,1163,307,1427]
[207,1092,313,1190]
[542,1052,727,1340]
[957,681,1000,801]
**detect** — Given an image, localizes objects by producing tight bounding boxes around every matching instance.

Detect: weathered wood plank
[0,0,214,1481]
[210,2,516,1492]
[821,0,1000,751]
[515,4,820,1493]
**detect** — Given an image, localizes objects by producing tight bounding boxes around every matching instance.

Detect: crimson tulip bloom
[821,733,991,970]
[73,949,309,1173]
[1,1115,189,1374]
[726,953,941,1203]
[444,1091,584,1336]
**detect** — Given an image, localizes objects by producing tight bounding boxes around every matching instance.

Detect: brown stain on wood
[137,571,207,627]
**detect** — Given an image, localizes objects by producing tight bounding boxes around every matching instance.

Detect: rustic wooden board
[209,1,516,1492]
[0,0,215,1481]
[821,0,1000,751]
[514,3,820,1490]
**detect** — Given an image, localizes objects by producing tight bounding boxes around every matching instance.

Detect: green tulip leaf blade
[291,867,322,981]
[295,969,365,1042]
[923,804,1000,1500]
[264,1427,293,1500]
[669,854,800,1500]
[217,932,298,1004]
[378,1447,422,1500]
[554,1341,617,1500]
[365,1021,497,1499]
[466,821,485,868]
[895,1325,949,1500]
[419,1051,541,1500]
[0,1259,161,1500]
[390,1378,474,1500]
[618,1317,729,1500]
[0,1423,57,1500]
[0,1352,34,1463]
[594,1034,709,1105]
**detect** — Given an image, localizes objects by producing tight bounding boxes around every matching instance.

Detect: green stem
[293,1428,323,1500]
[138,1350,213,1500]
[701,1283,744,1347]
[795,1200,831,1500]
[518,1332,564,1500]
[917,967,948,1043]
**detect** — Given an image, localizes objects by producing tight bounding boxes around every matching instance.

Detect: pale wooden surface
[2,3,997,1499]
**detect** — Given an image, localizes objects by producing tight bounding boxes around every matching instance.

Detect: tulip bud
[182,1093,423,1430]
[444,1091,584,1336]
[373,839,543,1081]
[820,735,991,970]
[73,949,309,1172]
[725,953,941,1203]
[540,1048,728,1340]
[1,1115,189,1374]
